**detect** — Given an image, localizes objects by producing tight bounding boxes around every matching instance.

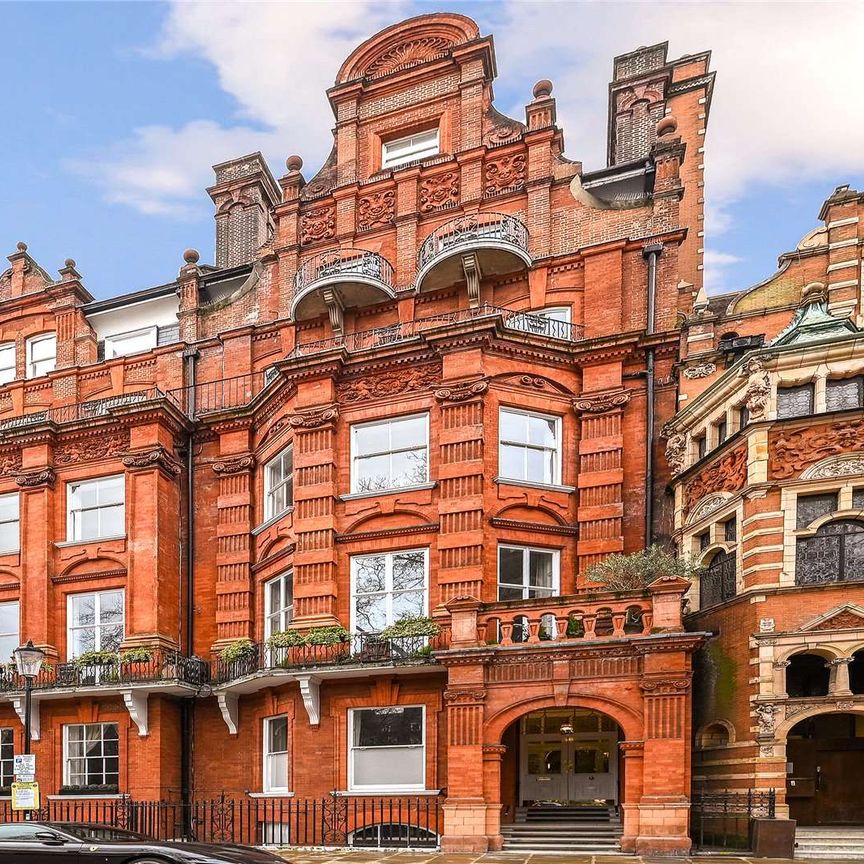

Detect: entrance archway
[786,712,864,825]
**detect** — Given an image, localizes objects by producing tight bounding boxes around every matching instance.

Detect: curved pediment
[491,503,568,527]
[342,508,436,539]
[55,555,126,581]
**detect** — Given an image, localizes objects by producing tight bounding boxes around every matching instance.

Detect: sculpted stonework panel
[484,153,526,196]
[357,191,394,230]
[419,173,459,212]
[685,446,747,508]
[337,363,441,404]
[54,431,130,466]
[299,205,336,246]
[770,418,864,479]
[366,36,454,77]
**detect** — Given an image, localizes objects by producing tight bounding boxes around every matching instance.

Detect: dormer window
[382,128,439,169]
[25,333,56,379]
[104,327,157,359]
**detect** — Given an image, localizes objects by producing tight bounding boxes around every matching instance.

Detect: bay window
[25,333,56,379]
[499,407,561,486]
[263,716,289,793]
[351,414,428,494]
[67,475,125,542]
[349,706,425,791]
[67,589,124,659]
[264,446,293,521]
[498,545,560,601]
[63,723,119,789]
[351,549,427,634]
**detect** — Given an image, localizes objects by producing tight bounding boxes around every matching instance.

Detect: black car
[0,822,287,863]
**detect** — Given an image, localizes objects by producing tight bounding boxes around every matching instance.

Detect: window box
[57,784,119,796]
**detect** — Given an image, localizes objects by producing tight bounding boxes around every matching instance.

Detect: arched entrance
[786,712,864,825]
[501,707,622,809]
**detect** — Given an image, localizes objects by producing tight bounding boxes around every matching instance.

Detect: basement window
[382,128,439,169]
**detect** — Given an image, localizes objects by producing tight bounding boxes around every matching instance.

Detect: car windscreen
[54,824,148,842]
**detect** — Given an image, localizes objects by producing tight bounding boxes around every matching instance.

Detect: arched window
[700,550,736,608]
[696,721,733,749]
[795,519,864,586]
[786,653,830,697]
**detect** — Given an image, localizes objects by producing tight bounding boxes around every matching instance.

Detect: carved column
[619,740,645,853]
[435,381,487,603]
[773,659,790,698]
[829,657,853,696]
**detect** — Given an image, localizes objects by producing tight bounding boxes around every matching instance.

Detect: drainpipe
[642,243,663,547]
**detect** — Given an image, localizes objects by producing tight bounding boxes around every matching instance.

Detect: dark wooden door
[788,734,864,824]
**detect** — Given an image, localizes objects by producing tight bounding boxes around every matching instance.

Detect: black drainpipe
[642,243,663,547]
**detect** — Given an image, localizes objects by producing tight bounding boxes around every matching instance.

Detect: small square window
[497,545,560,601]
[63,723,119,789]
[382,129,439,170]
[777,384,814,419]
[796,492,838,529]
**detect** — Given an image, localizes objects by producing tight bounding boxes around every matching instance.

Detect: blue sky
[2,1,862,301]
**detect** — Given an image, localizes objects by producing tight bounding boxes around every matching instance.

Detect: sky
[1,0,862,301]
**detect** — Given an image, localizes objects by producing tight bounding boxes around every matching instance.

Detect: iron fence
[690,788,775,850]
[0,793,443,849]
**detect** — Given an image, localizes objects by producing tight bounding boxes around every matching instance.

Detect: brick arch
[776,704,864,741]
[483,692,643,744]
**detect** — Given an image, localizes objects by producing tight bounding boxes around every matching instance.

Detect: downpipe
[642,243,663,547]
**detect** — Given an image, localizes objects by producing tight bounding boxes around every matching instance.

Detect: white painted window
[0,343,15,385]
[0,728,12,789]
[67,590,124,659]
[351,414,428,494]
[263,715,289,792]
[349,706,425,791]
[25,333,56,379]
[382,128,439,169]
[0,494,19,554]
[63,722,119,788]
[499,407,562,486]
[0,601,19,664]
[103,326,157,359]
[497,545,560,601]
[67,475,125,542]
[508,307,572,340]
[264,446,293,521]
[264,571,294,639]
[351,549,427,634]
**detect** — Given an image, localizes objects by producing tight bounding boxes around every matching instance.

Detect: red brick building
[0,13,717,854]
[666,185,864,849]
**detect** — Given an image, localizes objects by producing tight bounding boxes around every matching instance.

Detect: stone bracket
[297,674,321,726]
[122,689,149,737]
[461,253,482,307]
[217,692,239,735]
[11,695,41,741]
[321,287,344,336]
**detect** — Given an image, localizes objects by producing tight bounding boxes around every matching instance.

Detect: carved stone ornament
[760,618,776,633]
[484,153,526,196]
[740,356,771,421]
[0,450,21,478]
[337,363,441,404]
[443,688,487,704]
[288,406,339,428]
[811,609,864,631]
[683,363,716,380]
[122,447,182,477]
[419,172,459,212]
[573,389,631,414]
[14,468,55,488]
[211,454,255,475]
[54,431,130,466]
[770,417,864,480]
[754,703,777,736]
[686,492,728,525]
[640,678,690,695]
[685,446,748,508]
[366,36,454,78]
[435,379,489,402]
[800,453,864,481]
[665,432,686,477]
[299,205,336,246]
[357,191,395,230]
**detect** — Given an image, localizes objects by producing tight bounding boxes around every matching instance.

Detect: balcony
[416,212,531,296]
[290,249,396,326]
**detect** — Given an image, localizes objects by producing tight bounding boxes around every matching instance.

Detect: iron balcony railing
[213,631,449,684]
[291,249,395,308]
[0,649,209,693]
[417,212,529,273]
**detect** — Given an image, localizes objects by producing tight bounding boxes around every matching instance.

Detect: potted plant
[219,639,258,664]
[584,544,702,592]
[73,650,119,683]
[305,625,350,663]
[379,616,441,639]
[265,629,306,668]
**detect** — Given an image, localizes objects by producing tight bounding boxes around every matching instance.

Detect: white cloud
[702,249,742,295]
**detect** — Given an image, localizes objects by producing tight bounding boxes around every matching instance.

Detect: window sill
[341,482,436,502]
[252,508,294,537]
[494,477,575,494]
[248,791,296,798]
[336,789,441,797]
[55,535,126,548]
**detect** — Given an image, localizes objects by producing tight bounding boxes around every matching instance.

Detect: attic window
[382,128,439,169]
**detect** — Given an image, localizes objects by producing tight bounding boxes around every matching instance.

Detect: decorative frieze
[683,363,716,379]
[770,418,864,479]
[684,445,747,507]
[299,205,336,246]
[337,363,441,403]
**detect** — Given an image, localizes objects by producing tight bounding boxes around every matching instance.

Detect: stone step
[796,854,864,860]
[504,822,621,830]
[796,839,864,848]
[501,844,624,854]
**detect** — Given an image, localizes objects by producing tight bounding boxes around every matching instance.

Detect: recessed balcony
[290,249,396,329]
[416,212,531,299]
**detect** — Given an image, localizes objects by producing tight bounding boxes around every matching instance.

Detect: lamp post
[13,640,45,755]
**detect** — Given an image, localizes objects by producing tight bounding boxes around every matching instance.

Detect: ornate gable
[798,604,864,633]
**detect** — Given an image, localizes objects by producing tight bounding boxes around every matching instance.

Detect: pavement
[273,853,847,864]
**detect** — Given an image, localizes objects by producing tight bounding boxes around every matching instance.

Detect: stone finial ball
[286,155,303,172]
[64,258,76,269]
[533,79,553,99]
[16,241,27,252]
[657,115,678,137]
[183,248,200,265]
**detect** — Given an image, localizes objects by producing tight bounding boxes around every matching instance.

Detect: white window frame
[263,715,290,793]
[62,722,119,788]
[497,544,561,601]
[264,571,294,640]
[350,548,429,635]
[498,407,562,486]
[0,493,19,554]
[0,600,19,665]
[0,727,13,789]
[348,705,426,793]
[66,589,125,660]
[264,446,293,521]
[350,413,429,494]
[382,128,439,169]
[25,333,56,379]
[103,326,158,359]
[66,475,125,542]
[0,343,15,385]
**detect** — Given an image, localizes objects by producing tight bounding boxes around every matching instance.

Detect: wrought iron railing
[417,212,529,273]
[0,792,443,849]
[291,249,395,308]
[700,552,737,608]
[0,649,209,693]
[213,631,449,684]
[690,789,775,851]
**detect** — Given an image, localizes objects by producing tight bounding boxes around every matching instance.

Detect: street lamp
[13,641,45,755]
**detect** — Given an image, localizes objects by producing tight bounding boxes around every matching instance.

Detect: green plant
[379,616,441,639]
[119,647,153,664]
[219,639,257,663]
[584,544,702,592]
[306,625,350,645]
[73,650,118,668]
[266,629,306,649]
[410,644,434,659]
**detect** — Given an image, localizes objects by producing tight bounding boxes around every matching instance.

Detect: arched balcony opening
[786,653,831,698]
[415,212,530,302]
[851,650,864,695]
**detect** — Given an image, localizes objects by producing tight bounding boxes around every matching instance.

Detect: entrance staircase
[795,826,864,860]
[501,805,622,854]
